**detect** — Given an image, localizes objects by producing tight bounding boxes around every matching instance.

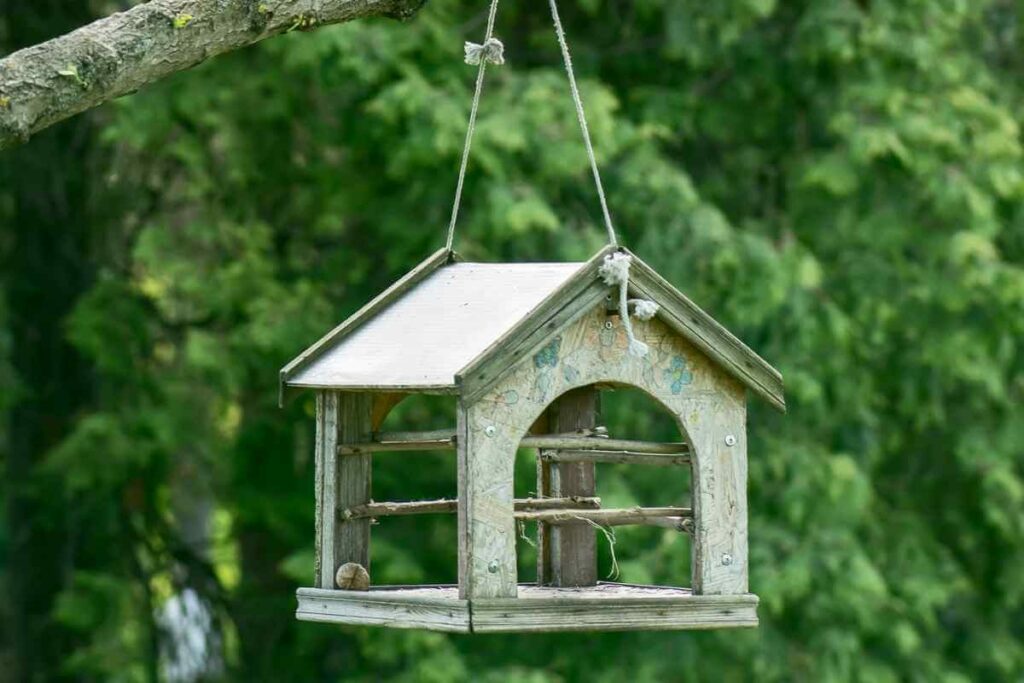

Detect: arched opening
[513,382,693,588]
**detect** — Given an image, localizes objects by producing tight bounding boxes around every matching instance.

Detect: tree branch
[0,0,426,151]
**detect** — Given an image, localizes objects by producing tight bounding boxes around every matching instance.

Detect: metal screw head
[484,425,497,437]
[724,434,737,447]
[721,553,733,566]
[487,560,499,574]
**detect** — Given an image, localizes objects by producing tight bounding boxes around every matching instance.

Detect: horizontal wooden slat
[338,428,688,457]
[339,429,455,454]
[522,436,689,454]
[514,507,691,528]
[540,449,690,466]
[296,583,759,632]
[343,497,601,519]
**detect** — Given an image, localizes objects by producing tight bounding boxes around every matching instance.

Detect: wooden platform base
[295,583,758,633]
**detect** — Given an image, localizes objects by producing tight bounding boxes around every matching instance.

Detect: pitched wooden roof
[281,250,585,391]
[281,246,785,411]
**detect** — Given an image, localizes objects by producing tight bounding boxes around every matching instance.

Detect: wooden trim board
[295,583,758,633]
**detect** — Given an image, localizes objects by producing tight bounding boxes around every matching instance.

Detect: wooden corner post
[687,394,748,595]
[457,400,518,600]
[538,388,599,587]
[315,391,372,589]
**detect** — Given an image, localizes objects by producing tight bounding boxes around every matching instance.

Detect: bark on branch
[0,0,426,151]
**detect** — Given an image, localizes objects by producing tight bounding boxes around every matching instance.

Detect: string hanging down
[444,0,656,355]
[444,0,502,251]
[444,0,620,250]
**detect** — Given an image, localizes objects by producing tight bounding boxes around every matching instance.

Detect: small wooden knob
[335,562,370,591]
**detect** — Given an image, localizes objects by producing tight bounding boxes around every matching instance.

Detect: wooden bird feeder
[280,245,784,633]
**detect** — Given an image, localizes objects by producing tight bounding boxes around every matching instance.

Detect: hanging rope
[444,1,656,356]
[548,0,618,248]
[445,0,502,251]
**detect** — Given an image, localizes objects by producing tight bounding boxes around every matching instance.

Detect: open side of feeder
[280,245,784,633]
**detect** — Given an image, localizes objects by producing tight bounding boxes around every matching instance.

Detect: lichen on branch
[0,0,427,151]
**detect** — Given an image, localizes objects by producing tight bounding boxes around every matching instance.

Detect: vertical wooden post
[315,391,372,589]
[458,400,518,599]
[546,388,599,587]
[533,413,552,586]
[688,395,748,595]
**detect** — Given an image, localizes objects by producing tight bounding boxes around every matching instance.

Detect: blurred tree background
[2,0,1024,680]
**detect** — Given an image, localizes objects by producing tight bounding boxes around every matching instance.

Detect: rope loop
[465,38,505,66]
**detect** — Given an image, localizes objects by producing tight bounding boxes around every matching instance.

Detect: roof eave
[623,248,785,412]
[278,247,456,406]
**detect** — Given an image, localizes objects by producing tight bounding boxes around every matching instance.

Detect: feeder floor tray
[296,582,758,633]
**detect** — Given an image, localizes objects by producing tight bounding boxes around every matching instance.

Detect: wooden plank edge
[624,250,785,412]
[279,247,455,405]
[469,595,759,633]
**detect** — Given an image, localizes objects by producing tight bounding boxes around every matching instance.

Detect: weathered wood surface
[296,583,758,632]
[545,389,599,587]
[296,586,470,632]
[0,0,427,152]
[516,507,691,527]
[335,393,373,584]
[337,429,687,455]
[343,496,601,518]
[338,429,455,454]
[287,262,585,390]
[458,399,518,599]
[282,248,452,398]
[313,392,338,588]
[524,435,689,454]
[541,449,691,466]
[625,248,785,412]
[471,584,759,633]
[465,304,750,595]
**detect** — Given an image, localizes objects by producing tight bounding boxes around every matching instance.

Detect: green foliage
[2,0,1024,679]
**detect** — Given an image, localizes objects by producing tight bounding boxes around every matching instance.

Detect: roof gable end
[457,247,785,412]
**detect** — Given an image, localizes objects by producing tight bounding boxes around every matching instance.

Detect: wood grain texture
[541,449,691,466]
[458,401,518,599]
[313,392,338,588]
[295,583,758,632]
[547,389,599,587]
[335,393,373,584]
[343,497,601,518]
[465,304,750,596]
[286,262,585,390]
[470,584,758,633]
[516,507,691,526]
[296,586,470,632]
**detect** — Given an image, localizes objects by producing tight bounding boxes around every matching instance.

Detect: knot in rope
[599,253,659,358]
[464,37,505,66]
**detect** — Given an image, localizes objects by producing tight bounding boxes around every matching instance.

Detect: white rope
[599,253,659,357]
[445,0,502,252]
[548,0,618,248]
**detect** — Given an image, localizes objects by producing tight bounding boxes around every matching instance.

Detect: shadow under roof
[285,261,585,390]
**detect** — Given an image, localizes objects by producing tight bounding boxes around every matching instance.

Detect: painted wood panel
[462,304,749,596]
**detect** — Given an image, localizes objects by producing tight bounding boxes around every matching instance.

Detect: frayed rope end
[633,299,659,321]
[598,251,632,286]
[464,37,505,66]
